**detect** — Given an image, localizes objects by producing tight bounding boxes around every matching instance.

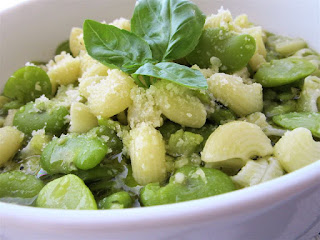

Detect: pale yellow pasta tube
[207,73,263,116]
[0,126,24,166]
[274,128,320,172]
[129,123,167,185]
[201,121,273,163]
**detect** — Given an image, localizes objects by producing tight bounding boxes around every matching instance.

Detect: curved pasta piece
[244,112,286,136]
[129,123,167,185]
[87,69,135,118]
[69,102,98,133]
[243,27,267,71]
[201,121,273,162]
[207,73,263,116]
[231,159,268,187]
[297,76,320,112]
[231,156,284,187]
[69,27,85,57]
[47,52,80,91]
[0,126,24,166]
[274,127,320,172]
[79,76,104,98]
[153,80,206,128]
[109,18,131,31]
[204,9,232,29]
[128,86,163,128]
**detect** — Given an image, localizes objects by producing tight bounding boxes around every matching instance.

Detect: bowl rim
[2,160,320,229]
[1,0,320,230]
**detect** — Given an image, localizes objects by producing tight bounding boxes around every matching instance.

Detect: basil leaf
[131,0,205,62]
[83,19,154,74]
[4,66,52,104]
[133,62,208,89]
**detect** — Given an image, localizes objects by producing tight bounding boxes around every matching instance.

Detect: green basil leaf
[4,66,52,104]
[131,0,205,61]
[133,62,208,89]
[83,19,154,74]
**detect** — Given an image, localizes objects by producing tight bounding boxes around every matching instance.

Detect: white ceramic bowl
[1,1,320,239]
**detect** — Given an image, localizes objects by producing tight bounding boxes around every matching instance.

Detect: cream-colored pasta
[127,86,163,128]
[129,123,167,185]
[231,159,268,187]
[153,80,206,128]
[274,127,320,172]
[79,76,105,99]
[82,63,110,78]
[69,102,98,133]
[244,112,286,136]
[109,18,131,31]
[4,109,17,127]
[243,27,267,71]
[261,157,284,182]
[79,51,100,76]
[232,14,251,29]
[204,8,232,29]
[69,27,85,57]
[0,126,24,166]
[53,85,83,109]
[207,73,263,116]
[201,121,273,163]
[87,69,135,118]
[231,156,283,187]
[297,76,320,112]
[47,52,80,92]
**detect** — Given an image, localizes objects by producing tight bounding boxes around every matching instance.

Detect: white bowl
[1,1,320,239]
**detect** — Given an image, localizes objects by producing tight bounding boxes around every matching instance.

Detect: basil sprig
[131,0,206,62]
[83,0,207,89]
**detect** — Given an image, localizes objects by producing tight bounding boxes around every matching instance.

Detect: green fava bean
[186,28,256,73]
[4,66,52,104]
[273,112,320,138]
[36,174,97,210]
[13,101,69,135]
[55,40,71,55]
[140,165,235,206]
[254,58,316,87]
[98,191,133,209]
[0,171,44,205]
[41,134,109,174]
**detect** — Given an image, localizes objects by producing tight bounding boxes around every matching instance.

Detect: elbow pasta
[129,123,167,185]
[201,121,273,163]
[274,128,320,173]
[207,73,263,116]
[297,76,320,112]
